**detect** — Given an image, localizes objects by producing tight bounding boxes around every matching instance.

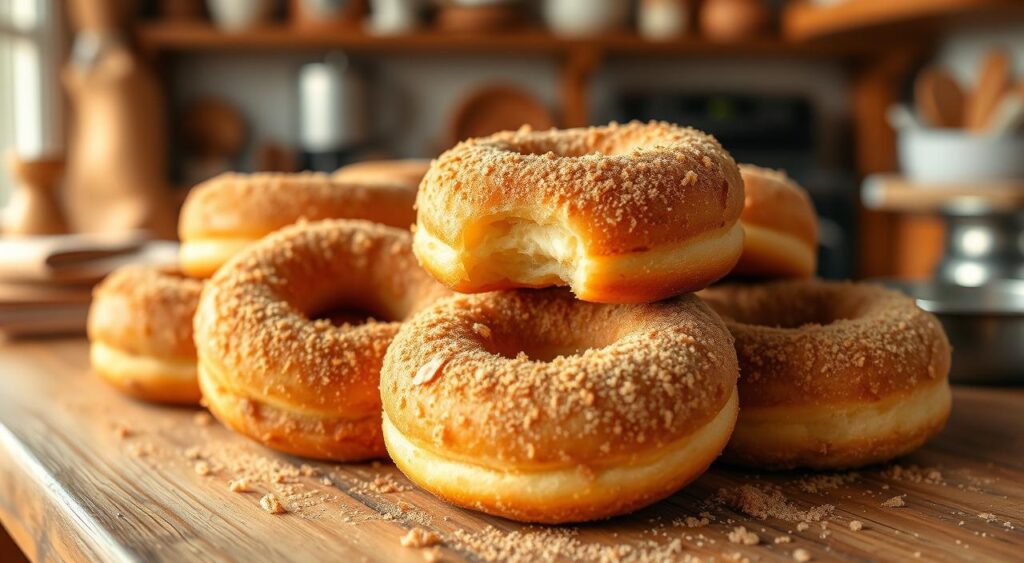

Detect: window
[0,0,61,206]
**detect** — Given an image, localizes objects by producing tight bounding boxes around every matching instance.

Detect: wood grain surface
[0,339,1021,562]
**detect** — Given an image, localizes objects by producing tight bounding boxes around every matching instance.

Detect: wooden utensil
[966,48,1013,131]
[985,92,1024,135]
[914,66,964,128]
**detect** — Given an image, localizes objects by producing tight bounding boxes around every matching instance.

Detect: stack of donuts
[87,122,951,524]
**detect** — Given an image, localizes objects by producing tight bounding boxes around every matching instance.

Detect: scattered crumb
[882,496,906,508]
[194,461,211,476]
[884,465,944,485]
[401,527,441,548]
[793,548,812,561]
[796,523,810,532]
[727,526,760,545]
[368,474,409,494]
[715,485,833,522]
[128,442,152,457]
[978,512,997,522]
[796,472,859,494]
[113,423,132,439]
[849,520,864,531]
[260,494,286,514]
[193,412,213,426]
[774,535,792,544]
[228,479,251,493]
[422,546,444,562]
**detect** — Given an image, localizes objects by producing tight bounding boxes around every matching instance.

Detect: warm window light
[7,0,62,160]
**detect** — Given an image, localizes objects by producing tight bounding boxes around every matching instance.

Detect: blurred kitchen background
[0,0,1023,378]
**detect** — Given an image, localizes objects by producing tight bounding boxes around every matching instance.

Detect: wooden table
[1,339,1021,562]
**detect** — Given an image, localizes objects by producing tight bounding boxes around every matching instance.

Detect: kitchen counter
[0,338,1021,562]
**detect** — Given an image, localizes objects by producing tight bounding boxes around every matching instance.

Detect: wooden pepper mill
[3,154,67,236]
[62,0,175,238]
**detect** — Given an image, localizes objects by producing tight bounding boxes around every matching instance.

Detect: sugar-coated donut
[333,158,430,191]
[413,121,745,303]
[179,172,417,278]
[733,165,818,278]
[88,265,203,404]
[194,219,452,461]
[700,280,952,470]
[381,289,739,523]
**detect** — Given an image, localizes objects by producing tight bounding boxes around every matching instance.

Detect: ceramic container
[206,0,275,32]
[543,0,628,37]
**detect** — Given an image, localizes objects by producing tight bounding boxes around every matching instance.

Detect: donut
[413,121,745,303]
[380,289,739,523]
[88,265,203,404]
[733,165,818,278]
[333,158,430,191]
[194,219,452,461]
[699,280,952,470]
[179,172,417,278]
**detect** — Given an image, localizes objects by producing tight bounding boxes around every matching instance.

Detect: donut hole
[464,216,582,287]
[487,336,596,363]
[313,307,381,327]
[708,283,862,328]
[501,129,657,158]
[474,296,622,362]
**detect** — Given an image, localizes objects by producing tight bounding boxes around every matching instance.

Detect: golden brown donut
[88,265,203,404]
[413,121,745,303]
[700,280,952,470]
[194,219,452,461]
[333,158,430,191]
[179,172,417,278]
[733,165,818,278]
[381,289,739,523]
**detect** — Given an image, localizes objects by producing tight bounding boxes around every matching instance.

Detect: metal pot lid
[881,279,1024,316]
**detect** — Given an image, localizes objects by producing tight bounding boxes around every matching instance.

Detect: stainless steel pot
[884,279,1024,385]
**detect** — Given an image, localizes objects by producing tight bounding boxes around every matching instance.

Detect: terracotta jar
[699,0,771,42]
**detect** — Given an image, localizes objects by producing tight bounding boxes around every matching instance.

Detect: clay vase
[3,155,67,236]
[699,0,771,42]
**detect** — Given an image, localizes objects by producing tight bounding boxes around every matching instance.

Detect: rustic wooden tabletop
[0,338,1021,562]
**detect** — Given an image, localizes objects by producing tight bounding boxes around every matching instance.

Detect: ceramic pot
[543,0,628,37]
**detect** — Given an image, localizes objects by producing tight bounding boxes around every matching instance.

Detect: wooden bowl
[447,84,556,146]
[435,4,524,33]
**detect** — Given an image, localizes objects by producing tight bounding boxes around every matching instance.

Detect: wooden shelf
[784,0,1024,42]
[137,23,871,59]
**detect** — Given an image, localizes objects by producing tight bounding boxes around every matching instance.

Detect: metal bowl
[883,279,1024,385]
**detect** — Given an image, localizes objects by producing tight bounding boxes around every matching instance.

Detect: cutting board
[0,339,1022,562]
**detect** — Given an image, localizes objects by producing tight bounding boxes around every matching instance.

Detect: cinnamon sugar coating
[700,280,951,407]
[179,172,417,240]
[381,289,738,467]
[416,120,744,257]
[194,219,451,460]
[88,265,202,360]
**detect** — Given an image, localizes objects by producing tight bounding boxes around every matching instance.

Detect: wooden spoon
[966,48,1013,131]
[915,66,965,128]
